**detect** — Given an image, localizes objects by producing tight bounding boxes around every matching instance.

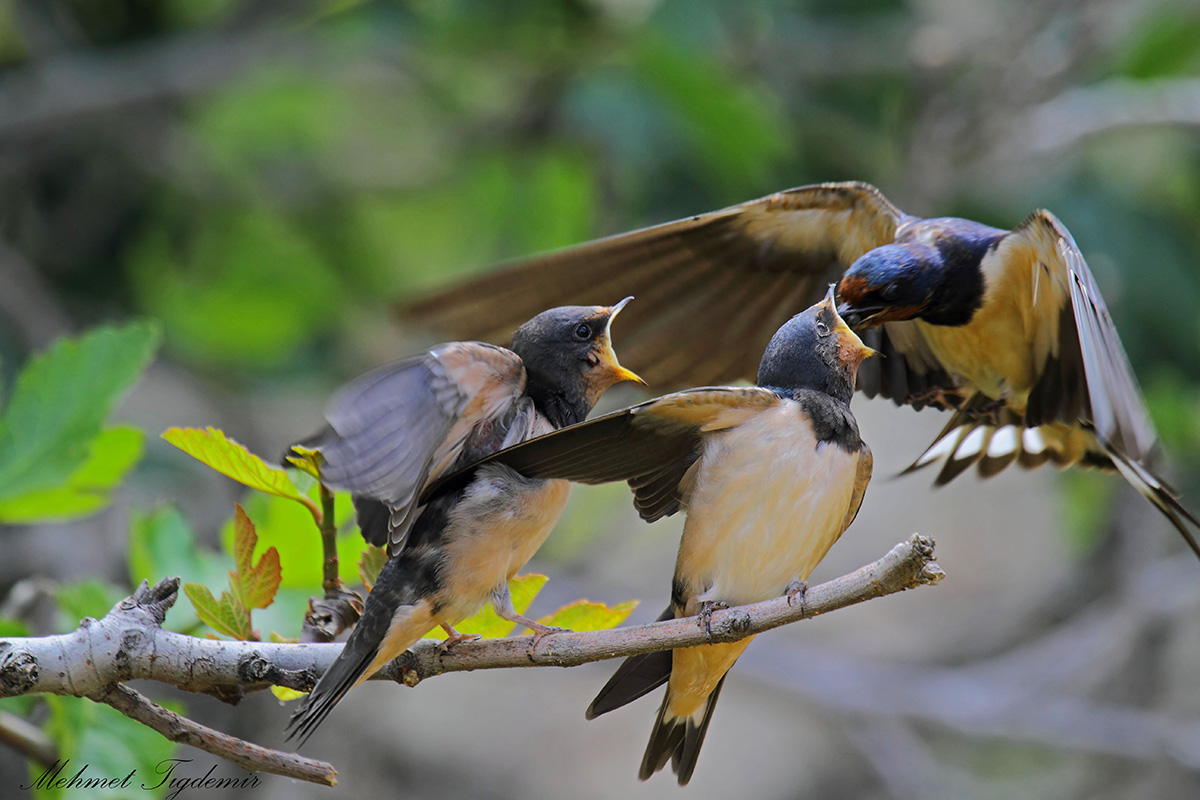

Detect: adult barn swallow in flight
[285,302,642,745]
[436,289,875,783]
[399,182,1199,556]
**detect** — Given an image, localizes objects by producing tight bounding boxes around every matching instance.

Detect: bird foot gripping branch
[784,579,808,610]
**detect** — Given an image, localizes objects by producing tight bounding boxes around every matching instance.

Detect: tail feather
[639,678,726,786]
[1110,451,1200,559]
[285,629,380,747]
[285,558,429,747]
[587,606,675,720]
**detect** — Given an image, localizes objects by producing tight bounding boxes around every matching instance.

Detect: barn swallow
[398,182,1199,556]
[284,302,642,746]
[436,288,875,783]
[297,297,640,555]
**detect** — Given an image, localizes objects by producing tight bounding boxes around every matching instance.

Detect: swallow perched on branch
[284,301,642,746]
[398,181,1199,556]
[435,288,875,783]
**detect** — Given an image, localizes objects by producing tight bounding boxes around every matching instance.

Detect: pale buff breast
[436,465,571,623]
[675,401,860,609]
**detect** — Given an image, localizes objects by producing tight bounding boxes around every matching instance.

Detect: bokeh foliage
[1,1,1200,797]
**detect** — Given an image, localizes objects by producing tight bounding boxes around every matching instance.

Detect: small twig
[299,483,362,643]
[90,683,336,786]
[318,483,339,597]
[0,710,58,768]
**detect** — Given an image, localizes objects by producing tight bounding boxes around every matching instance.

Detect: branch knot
[0,650,39,694]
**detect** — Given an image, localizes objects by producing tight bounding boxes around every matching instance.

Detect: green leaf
[423,573,548,640]
[183,582,253,641]
[184,504,281,640]
[128,506,231,630]
[631,33,789,194]
[0,322,159,503]
[1119,12,1200,80]
[40,694,182,800]
[0,426,144,523]
[54,581,125,634]
[129,205,341,368]
[161,427,317,517]
[538,599,639,632]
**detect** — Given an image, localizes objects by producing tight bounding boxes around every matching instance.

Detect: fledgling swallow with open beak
[284,300,642,746]
[398,181,1199,557]
[434,288,875,783]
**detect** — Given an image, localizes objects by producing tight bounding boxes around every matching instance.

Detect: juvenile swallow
[285,302,642,745]
[399,182,1199,555]
[439,288,875,783]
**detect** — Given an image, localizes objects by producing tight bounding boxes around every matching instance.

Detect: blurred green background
[2,1,1200,798]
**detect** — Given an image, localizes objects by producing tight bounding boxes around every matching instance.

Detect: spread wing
[896,212,1199,555]
[298,341,527,552]
[425,387,782,522]
[906,210,1162,476]
[399,182,905,388]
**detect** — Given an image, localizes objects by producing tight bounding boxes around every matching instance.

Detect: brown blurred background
[2,0,1200,797]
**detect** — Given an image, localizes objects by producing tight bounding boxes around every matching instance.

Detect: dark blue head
[757,286,876,404]
[835,243,944,329]
[837,219,1001,329]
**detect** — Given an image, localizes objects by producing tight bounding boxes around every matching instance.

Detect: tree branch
[0,710,58,768]
[89,683,336,786]
[0,535,942,702]
[387,533,944,684]
[0,536,940,779]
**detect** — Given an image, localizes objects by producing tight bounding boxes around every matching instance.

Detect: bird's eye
[882,282,900,301]
[573,323,591,341]
[815,320,829,336]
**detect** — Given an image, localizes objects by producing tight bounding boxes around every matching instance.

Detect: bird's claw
[438,625,482,651]
[527,623,570,646]
[697,601,728,637]
[784,579,808,609]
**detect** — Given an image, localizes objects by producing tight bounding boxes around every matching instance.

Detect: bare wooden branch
[386,533,943,684]
[0,535,942,700]
[0,536,940,780]
[89,683,336,786]
[0,710,58,768]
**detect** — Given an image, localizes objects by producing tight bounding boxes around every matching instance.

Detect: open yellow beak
[596,296,646,386]
[823,285,878,362]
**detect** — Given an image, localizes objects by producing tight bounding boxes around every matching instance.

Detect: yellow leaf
[538,599,639,632]
[423,573,548,640]
[162,427,319,521]
[285,445,323,481]
[184,582,253,641]
[271,685,307,703]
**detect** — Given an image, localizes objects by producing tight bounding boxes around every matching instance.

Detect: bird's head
[511,297,644,418]
[835,244,941,329]
[757,285,876,404]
